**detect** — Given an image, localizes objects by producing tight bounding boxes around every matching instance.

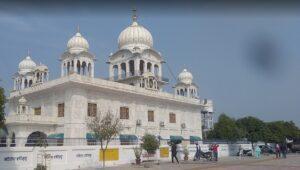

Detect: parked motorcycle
[200,151,213,161]
[236,149,252,156]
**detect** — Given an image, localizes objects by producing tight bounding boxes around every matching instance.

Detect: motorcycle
[200,151,213,161]
[236,149,252,157]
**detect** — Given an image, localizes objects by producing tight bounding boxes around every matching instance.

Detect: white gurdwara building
[5,12,213,147]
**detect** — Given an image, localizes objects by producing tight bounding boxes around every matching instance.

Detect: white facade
[4,10,213,147]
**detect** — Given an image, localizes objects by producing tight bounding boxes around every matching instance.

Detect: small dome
[19,56,36,74]
[118,15,153,50]
[35,64,48,71]
[67,32,89,54]
[18,96,27,104]
[178,69,193,85]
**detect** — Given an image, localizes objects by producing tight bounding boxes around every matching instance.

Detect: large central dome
[118,12,153,50]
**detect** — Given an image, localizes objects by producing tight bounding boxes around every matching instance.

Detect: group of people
[275,143,287,159]
[170,142,220,164]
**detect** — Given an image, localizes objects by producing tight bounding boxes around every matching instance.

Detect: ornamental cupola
[174,68,198,98]
[118,9,153,50]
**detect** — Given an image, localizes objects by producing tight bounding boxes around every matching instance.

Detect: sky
[0,1,299,126]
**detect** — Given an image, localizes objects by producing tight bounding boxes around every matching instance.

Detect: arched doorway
[25,131,47,147]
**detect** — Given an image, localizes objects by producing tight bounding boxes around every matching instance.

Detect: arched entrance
[25,131,47,147]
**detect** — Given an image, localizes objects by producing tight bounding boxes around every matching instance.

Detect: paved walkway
[81,154,300,170]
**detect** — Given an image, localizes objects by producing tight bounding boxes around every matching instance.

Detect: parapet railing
[5,114,59,124]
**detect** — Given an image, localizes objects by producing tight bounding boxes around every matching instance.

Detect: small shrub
[141,134,159,154]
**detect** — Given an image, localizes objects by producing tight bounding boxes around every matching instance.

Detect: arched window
[82,62,87,75]
[24,79,28,88]
[25,131,47,147]
[88,63,91,77]
[10,132,15,147]
[129,60,135,76]
[147,62,152,72]
[67,62,70,75]
[140,60,144,75]
[113,65,118,80]
[77,61,81,74]
[121,63,126,79]
[154,65,159,77]
[29,80,33,87]
[44,73,47,81]
[71,60,74,71]
[180,89,184,96]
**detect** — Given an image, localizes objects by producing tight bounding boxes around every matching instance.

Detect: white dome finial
[19,53,36,74]
[178,68,193,85]
[67,28,89,54]
[118,9,153,50]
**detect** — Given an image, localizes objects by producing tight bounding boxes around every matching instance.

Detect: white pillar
[21,77,25,89]
[13,79,16,90]
[144,61,147,73]
[151,63,154,74]
[109,64,113,80]
[74,59,77,73]
[61,62,64,77]
[118,64,122,79]
[91,62,94,78]
[135,59,140,76]
[41,72,44,82]
[126,62,130,77]
[158,64,162,78]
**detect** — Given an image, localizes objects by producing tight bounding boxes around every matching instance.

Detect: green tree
[0,87,5,129]
[87,111,123,167]
[141,133,159,154]
[236,116,268,147]
[266,121,300,143]
[207,114,243,141]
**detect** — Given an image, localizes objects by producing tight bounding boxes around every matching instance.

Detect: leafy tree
[236,116,268,147]
[141,133,159,154]
[207,114,243,141]
[0,87,5,129]
[87,111,123,167]
[266,121,300,143]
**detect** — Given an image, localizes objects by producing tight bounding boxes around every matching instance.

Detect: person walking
[238,145,243,160]
[281,143,287,159]
[255,145,261,159]
[193,142,201,161]
[171,142,179,164]
[275,143,281,159]
[212,144,219,161]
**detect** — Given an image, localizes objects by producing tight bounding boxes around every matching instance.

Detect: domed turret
[19,56,36,74]
[67,30,89,54]
[178,69,193,85]
[118,10,153,50]
[35,64,48,71]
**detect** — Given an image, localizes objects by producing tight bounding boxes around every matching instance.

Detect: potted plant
[133,147,142,165]
[183,146,189,161]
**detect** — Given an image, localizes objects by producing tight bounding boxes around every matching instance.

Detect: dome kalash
[118,11,153,50]
[178,69,193,85]
[67,31,89,54]
[18,56,36,74]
